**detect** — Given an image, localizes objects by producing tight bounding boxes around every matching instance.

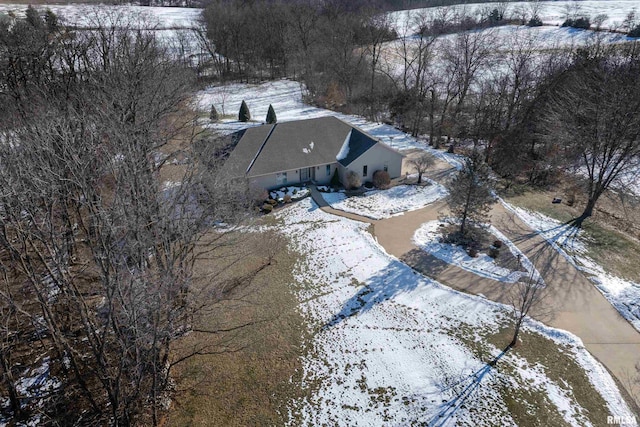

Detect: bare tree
[446,151,495,237]
[408,152,435,184]
[440,29,497,150]
[0,11,266,425]
[388,10,440,137]
[542,46,640,224]
[508,273,546,348]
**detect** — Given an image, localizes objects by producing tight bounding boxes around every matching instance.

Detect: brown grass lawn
[167,230,308,426]
[450,324,614,427]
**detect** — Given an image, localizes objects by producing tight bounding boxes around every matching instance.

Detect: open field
[270,198,634,425]
[389,1,640,32]
[0,3,202,28]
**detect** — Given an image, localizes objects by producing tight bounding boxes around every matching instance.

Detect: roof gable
[337,129,378,167]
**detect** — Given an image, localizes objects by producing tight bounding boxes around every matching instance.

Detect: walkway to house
[311,181,640,410]
[309,185,375,224]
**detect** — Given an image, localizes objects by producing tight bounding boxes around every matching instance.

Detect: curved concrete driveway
[310,177,640,410]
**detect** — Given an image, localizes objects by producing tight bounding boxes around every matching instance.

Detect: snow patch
[412,220,542,284]
[322,181,448,220]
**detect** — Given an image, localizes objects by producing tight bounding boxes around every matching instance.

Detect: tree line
[0,8,266,426]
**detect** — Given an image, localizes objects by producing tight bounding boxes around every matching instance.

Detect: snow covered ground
[196,80,464,170]
[0,4,202,29]
[277,198,633,426]
[412,220,542,284]
[389,1,640,33]
[377,24,633,87]
[320,182,448,220]
[502,201,640,333]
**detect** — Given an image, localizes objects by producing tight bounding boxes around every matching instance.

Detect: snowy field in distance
[276,198,633,425]
[320,182,448,220]
[0,4,202,28]
[388,1,640,32]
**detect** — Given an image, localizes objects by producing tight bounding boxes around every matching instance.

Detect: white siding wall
[340,144,403,185]
[312,162,338,185]
[249,168,301,191]
[249,163,338,190]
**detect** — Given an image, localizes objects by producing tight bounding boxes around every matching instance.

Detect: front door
[300,168,309,182]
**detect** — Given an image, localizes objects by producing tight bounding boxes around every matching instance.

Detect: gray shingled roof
[220,124,275,178]
[221,116,384,179]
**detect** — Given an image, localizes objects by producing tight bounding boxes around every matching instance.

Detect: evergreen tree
[239,100,251,122]
[266,104,277,124]
[210,104,219,122]
[25,5,42,29]
[447,151,495,237]
[44,9,58,32]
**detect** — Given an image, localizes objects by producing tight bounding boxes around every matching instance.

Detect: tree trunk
[0,353,22,419]
[509,321,521,348]
[575,191,602,226]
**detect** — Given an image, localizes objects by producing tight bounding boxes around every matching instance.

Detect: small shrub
[527,16,543,27]
[468,247,479,258]
[372,170,391,189]
[255,188,269,204]
[262,204,273,213]
[283,194,292,203]
[364,181,374,189]
[210,104,219,122]
[493,240,503,249]
[488,246,500,259]
[266,104,277,124]
[267,198,278,206]
[573,17,591,29]
[562,17,590,29]
[346,170,361,190]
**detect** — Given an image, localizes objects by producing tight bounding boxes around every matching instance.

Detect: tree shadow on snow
[425,347,510,427]
[322,259,434,329]
[322,256,494,330]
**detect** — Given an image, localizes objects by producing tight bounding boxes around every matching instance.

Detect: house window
[384,163,388,172]
[363,165,368,177]
[276,172,287,185]
[326,164,331,177]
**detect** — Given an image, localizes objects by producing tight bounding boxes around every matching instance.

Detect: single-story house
[220,116,404,190]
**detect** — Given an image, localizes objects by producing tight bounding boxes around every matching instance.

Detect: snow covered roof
[222,116,385,178]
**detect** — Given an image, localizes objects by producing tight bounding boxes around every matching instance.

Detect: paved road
[313,166,640,410]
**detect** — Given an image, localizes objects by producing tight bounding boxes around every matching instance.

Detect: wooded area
[0,8,271,425]
[1,1,640,424]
